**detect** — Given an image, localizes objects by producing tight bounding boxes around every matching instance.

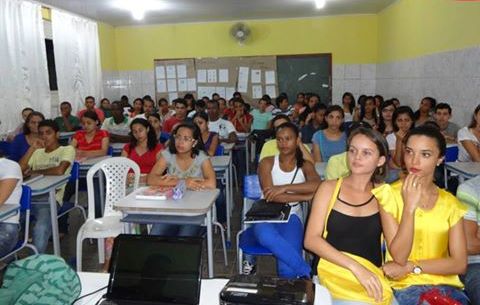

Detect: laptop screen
[107,234,203,305]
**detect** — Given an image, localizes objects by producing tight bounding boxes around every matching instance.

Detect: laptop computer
[99,234,204,305]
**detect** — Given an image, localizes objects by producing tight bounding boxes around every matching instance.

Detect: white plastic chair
[76,157,140,271]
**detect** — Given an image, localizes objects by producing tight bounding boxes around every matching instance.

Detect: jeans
[215,179,226,224]
[461,263,480,305]
[393,285,469,305]
[333,298,399,305]
[30,202,60,254]
[0,223,19,257]
[150,224,201,237]
[252,214,311,279]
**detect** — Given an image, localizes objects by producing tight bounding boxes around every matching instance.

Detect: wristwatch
[412,264,423,275]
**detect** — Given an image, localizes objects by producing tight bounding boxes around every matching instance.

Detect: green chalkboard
[277,54,331,104]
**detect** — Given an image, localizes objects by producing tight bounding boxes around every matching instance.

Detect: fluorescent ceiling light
[113,0,166,20]
[315,0,326,9]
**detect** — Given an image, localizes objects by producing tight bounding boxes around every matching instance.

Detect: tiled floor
[1,188,278,280]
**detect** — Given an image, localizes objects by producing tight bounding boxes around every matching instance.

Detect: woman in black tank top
[305,126,394,304]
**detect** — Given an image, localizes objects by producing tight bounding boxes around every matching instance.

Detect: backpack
[0,254,81,305]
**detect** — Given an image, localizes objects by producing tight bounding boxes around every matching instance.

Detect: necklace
[337,191,375,208]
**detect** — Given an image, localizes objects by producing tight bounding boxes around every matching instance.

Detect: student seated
[71,110,110,159]
[250,97,272,132]
[135,98,155,119]
[297,94,320,127]
[434,103,460,144]
[272,94,293,117]
[187,99,207,119]
[101,101,132,143]
[341,92,356,123]
[456,176,480,305]
[312,105,347,163]
[7,107,33,141]
[244,122,320,278]
[121,118,163,178]
[129,98,144,118]
[207,100,237,144]
[457,104,480,162]
[300,103,326,144]
[99,98,112,118]
[413,97,436,127]
[356,96,378,130]
[157,98,174,125]
[228,98,252,133]
[373,126,468,305]
[147,123,216,236]
[163,98,189,133]
[0,154,23,258]
[77,96,105,123]
[18,120,75,253]
[305,127,393,304]
[377,100,396,137]
[259,114,314,164]
[54,101,80,132]
[386,106,415,170]
[10,111,45,162]
[193,112,219,157]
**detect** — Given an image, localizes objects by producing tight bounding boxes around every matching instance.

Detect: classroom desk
[237,132,250,175]
[0,204,19,222]
[444,162,480,187]
[28,174,70,256]
[59,131,75,141]
[114,189,220,278]
[211,155,232,244]
[221,142,236,191]
[75,272,332,305]
[110,142,125,156]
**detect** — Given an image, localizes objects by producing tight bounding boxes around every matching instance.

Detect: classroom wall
[375,0,480,125]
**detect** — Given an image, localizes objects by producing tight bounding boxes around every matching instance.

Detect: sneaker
[242,260,256,275]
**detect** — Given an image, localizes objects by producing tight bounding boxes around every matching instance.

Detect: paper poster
[207,69,217,83]
[225,87,236,99]
[156,79,167,93]
[155,66,165,79]
[177,65,187,79]
[168,92,178,102]
[237,67,249,93]
[265,70,276,84]
[178,78,187,92]
[187,78,197,91]
[198,86,215,98]
[197,69,207,83]
[215,87,226,98]
[219,69,229,83]
[251,69,261,83]
[166,65,176,79]
[265,85,276,98]
[167,79,177,92]
[252,85,263,99]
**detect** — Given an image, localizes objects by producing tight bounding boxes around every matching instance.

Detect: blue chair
[215,145,225,156]
[0,141,11,157]
[236,175,273,274]
[107,146,114,156]
[445,145,459,162]
[0,185,38,261]
[58,161,86,221]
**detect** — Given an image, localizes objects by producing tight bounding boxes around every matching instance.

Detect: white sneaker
[242,260,256,275]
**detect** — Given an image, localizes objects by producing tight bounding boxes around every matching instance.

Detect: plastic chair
[236,175,274,274]
[58,161,86,221]
[0,185,38,261]
[107,146,114,156]
[0,141,11,157]
[445,145,459,162]
[76,157,140,271]
[214,144,225,156]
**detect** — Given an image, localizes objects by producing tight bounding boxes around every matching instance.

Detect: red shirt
[77,108,105,122]
[163,116,182,133]
[73,129,109,151]
[229,113,253,132]
[123,143,164,173]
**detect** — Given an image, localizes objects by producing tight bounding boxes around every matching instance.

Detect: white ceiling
[40,0,397,26]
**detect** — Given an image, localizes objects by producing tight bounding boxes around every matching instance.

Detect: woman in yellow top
[373,125,468,305]
[305,125,394,305]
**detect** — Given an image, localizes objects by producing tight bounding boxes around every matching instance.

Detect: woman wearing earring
[373,125,468,305]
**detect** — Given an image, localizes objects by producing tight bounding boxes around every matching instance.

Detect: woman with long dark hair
[377,99,396,136]
[10,111,45,162]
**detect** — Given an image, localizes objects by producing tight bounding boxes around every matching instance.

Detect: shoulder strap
[323,177,343,238]
[290,166,300,184]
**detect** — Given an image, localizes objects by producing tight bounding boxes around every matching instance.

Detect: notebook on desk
[99,234,204,305]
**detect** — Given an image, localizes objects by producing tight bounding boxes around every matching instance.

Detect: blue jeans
[30,202,60,254]
[0,223,19,257]
[394,285,469,305]
[252,215,311,279]
[150,224,201,237]
[461,263,480,305]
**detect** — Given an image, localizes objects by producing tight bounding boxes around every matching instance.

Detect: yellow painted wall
[378,0,480,63]
[98,23,117,71]
[106,15,378,70]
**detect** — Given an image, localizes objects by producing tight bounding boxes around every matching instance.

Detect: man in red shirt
[163,98,188,133]
[77,96,105,123]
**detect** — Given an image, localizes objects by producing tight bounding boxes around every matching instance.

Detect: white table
[110,142,125,155]
[28,175,70,256]
[76,272,332,305]
[114,189,220,278]
[59,131,75,141]
[211,155,232,244]
[444,161,480,188]
[0,204,19,222]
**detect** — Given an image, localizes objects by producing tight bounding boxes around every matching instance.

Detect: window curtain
[0,0,50,135]
[51,9,103,114]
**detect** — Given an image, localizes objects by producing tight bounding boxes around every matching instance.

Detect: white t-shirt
[101,116,132,136]
[386,133,397,151]
[208,118,236,140]
[457,127,480,162]
[0,158,23,223]
[456,176,480,264]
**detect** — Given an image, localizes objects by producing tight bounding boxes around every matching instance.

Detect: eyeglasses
[174,135,194,143]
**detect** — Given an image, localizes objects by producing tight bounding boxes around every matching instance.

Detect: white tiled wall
[332,63,376,104]
[102,70,155,102]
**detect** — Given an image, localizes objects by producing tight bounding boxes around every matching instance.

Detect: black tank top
[326,209,382,267]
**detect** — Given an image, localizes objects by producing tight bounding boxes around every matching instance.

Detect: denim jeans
[252,214,311,279]
[30,202,61,254]
[150,224,201,237]
[0,223,19,257]
[461,263,480,305]
[333,298,399,305]
[393,285,469,305]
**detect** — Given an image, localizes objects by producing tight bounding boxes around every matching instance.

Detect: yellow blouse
[372,181,467,290]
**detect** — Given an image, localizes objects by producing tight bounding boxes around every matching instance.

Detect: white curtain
[51,9,103,114]
[0,0,51,134]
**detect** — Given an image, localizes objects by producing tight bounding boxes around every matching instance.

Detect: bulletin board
[153,58,196,103]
